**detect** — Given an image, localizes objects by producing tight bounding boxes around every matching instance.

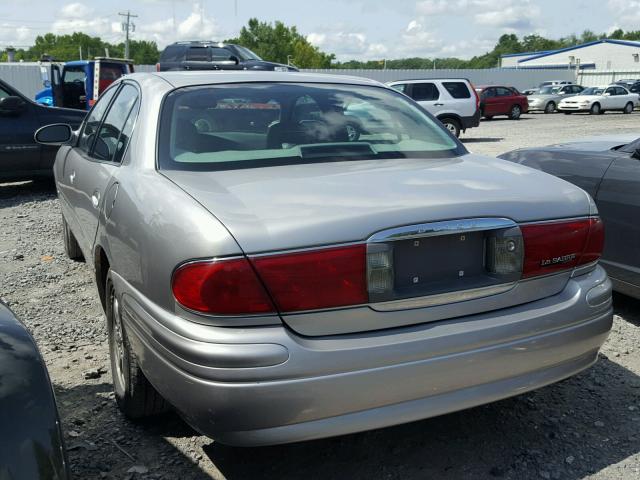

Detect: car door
[481,88,500,116]
[603,86,619,109]
[408,82,443,116]
[595,151,640,291]
[59,84,139,257]
[0,85,40,176]
[617,87,634,108]
[182,46,216,71]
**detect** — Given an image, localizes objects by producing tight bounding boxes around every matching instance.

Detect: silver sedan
[527,84,585,113]
[36,71,612,446]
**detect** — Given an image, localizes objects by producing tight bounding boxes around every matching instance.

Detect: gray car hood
[163,154,591,253]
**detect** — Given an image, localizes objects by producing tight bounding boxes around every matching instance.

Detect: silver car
[35,72,612,446]
[527,84,585,113]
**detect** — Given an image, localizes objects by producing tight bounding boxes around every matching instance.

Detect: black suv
[157,41,298,72]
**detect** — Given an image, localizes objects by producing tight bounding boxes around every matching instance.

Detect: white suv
[387,78,480,137]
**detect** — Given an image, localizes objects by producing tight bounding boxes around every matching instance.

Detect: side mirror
[603,92,611,96]
[0,96,27,115]
[229,55,240,65]
[633,148,640,160]
[34,124,73,145]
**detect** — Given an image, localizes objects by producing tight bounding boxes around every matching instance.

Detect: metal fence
[299,68,577,90]
[0,63,583,100]
[577,69,640,86]
[0,63,44,99]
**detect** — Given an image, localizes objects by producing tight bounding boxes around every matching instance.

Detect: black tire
[62,215,84,261]
[544,102,556,114]
[106,272,169,419]
[623,102,634,114]
[484,115,493,120]
[440,117,461,137]
[509,104,522,120]
[590,103,601,115]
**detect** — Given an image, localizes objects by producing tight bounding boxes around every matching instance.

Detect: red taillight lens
[172,258,276,315]
[521,217,604,278]
[252,245,367,312]
[155,63,160,72]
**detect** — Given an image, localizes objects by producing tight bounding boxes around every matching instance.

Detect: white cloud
[136,2,222,47]
[607,0,640,30]
[60,2,92,19]
[307,29,388,60]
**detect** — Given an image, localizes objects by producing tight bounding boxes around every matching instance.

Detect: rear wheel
[509,104,522,120]
[62,215,83,261]
[590,103,601,115]
[440,117,461,137]
[623,102,634,114]
[106,272,169,419]
[544,101,556,114]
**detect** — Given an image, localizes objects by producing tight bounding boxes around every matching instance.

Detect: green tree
[226,18,334,68]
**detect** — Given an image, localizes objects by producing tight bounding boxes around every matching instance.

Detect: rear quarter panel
[498,149,615,198]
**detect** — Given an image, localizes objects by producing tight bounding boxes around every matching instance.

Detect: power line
[118,10,138,59]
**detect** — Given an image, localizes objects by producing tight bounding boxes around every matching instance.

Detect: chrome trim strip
[518,216,591,226]
[571,261,598,278]
[367,217,517,243]
[370,282,517,312]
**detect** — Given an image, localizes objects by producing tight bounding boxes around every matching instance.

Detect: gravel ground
[1,111,640,480]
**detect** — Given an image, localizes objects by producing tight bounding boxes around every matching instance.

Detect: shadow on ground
[0,180,56,208]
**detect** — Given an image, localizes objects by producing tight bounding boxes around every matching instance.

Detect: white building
[501,39,640,71]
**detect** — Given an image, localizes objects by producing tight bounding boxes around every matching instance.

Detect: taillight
[155,63,160,72]
[521,217,604,278]
[470,83,480,110]
[251,245,367,312]
[172,258,276,315]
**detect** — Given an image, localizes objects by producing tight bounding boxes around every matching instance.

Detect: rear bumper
[115,266,612,446]
[461,109,481,130]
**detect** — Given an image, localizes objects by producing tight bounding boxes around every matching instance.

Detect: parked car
[0,78,86,182]
[475,85,528,119]
[539,80,573,88]
[558,85,638,114]
[499,134,640,299]
[0,300,70,479]
[613,79,639,89]
[527,84,585,113]
[387,78,480,137]
[36,71,612,446]
[157,41,298,72]
[35,58,134,110]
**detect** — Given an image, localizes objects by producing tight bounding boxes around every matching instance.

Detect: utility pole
[119,10,138,59]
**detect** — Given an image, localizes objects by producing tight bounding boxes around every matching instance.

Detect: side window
[211,48,234,61]
[605,87,616,96]
[482,88,496,98]
[496,87,512,97]
[160,45,185,62]
[389,84,407,93]
[78,86,119,153]
[411,83,439,101]
[572,86,583,94]
[91,84,139,163]
[186,47,210,61]
[0,87,9,100]
[442,82,471,99]
[616,87,628,95]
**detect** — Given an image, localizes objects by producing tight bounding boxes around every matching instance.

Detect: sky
[0,0,637,61]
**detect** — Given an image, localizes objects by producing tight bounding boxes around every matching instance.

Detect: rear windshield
[158,83,461,171]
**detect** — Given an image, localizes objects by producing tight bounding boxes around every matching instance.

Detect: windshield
[158,83,461,172]
[581,87,604,96]
[538,86,560,95]
[233,45,262,61]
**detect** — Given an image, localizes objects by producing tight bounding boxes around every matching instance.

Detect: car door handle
[434,103,444,106]
[91,190,100,209]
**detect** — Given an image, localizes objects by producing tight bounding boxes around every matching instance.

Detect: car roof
[387,78,470,84]
[128,71,384,89]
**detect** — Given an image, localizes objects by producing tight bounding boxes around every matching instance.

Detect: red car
[476,85,528,120]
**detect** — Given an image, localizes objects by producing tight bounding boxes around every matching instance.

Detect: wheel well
[95,246,110,311]
[437,114,461,125]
